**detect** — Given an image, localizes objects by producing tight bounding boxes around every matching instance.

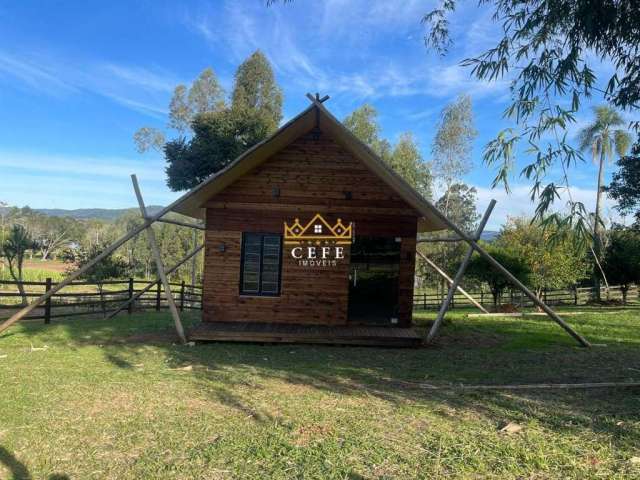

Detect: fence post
[127,278,134,314]
[480,288,484,306]
[156,281,161,311]
[44,277,52,324]
[423,292,427,309]
[180,280,185,312]
[573,285,578,306]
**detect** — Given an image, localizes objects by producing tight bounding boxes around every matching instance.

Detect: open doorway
[348,236,401,325]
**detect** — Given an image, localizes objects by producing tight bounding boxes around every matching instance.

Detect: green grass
[0,308,639,479]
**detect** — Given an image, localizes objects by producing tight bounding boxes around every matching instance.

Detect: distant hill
[0,206,164,221]
[480,230,499,242]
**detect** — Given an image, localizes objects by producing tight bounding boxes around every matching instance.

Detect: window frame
[239,232,283,297]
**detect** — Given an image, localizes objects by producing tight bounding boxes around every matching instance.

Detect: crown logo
[284,213,352,245]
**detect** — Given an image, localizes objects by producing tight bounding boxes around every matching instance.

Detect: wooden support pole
[426,200,496,343]
[312,99,590,347]
[417,237,465,243]
[131,174,186,344]
[416,251,488,313]
[0,173,212,335]
[155,282,161,311]
[155,217,205,230]
[191,229,197,297]
[106,244,204,320]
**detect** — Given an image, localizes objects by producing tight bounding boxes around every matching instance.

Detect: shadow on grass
[0,446,69,480]
[4,309,640,450]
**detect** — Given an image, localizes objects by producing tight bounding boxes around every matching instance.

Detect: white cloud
[473,183,622,231]
[182,1,511,104]
[0,49,178,118]
[0,150,166,182]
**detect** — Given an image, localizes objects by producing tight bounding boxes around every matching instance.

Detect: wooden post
[423,292,427,309]
[427,200,496,343]
[180,280,185,312]
[106,244,203,320]
[131,175,186,344]
[155,281,161,311]
[0,175,209,335]
[312,98,590,347]
[44,278,52,325]
[573,285,578,306]
[417,252,488,313]
[191,229,197,299]
[127,278,134,314]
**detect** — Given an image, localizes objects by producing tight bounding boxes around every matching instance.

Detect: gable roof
[172,100,448,233]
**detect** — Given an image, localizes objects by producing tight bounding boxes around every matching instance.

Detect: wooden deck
[188,322,423,347]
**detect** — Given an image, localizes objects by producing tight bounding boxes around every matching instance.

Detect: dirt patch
[23,259,68,272]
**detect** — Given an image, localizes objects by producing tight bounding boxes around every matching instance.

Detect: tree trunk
[593,149,606,301]
[7,261,28,306]
[491,288,499,309]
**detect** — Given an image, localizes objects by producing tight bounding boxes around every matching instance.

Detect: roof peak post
[306,92,330,105]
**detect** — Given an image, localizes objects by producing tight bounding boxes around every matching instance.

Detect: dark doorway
[348,236,401,325]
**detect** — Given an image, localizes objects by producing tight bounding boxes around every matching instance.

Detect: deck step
[188,322,423,347]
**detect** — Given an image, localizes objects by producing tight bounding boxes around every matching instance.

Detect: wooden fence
[413,284,639,310]
[0,278,203,323]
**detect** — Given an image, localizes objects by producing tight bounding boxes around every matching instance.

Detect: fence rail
[413,284,639,310]
[0,277,203,323]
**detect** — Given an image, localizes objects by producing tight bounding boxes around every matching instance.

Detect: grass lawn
[0,308,639,479]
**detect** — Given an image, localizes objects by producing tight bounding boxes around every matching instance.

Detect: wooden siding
[202,130,419,326]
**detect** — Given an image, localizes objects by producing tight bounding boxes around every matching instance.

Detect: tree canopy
[466,244,530,307]
[602,226,640,303]
[423,0,640,244]
[607,134,640,226]
[133,50,283,191]
[495,217,589,296]
[344,104,432,199]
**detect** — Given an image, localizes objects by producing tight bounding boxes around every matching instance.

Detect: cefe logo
[284,214,353,267]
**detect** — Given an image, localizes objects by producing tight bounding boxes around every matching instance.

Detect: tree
[133,67,226,154]
[466,244,530,308]
[66,242,129,317]
[31,215,80,261]
[231,50,283,132]
[188,68,225,116]
[344,104,432,199]
[602,227,640,304]
[435,184,478,234]
[390,133,432,199]
[431,94,477,217]
[578,106,631,250]
[577,106,631,298]
[422,0,640,245]
[607,134,640,226]
[418,183,479,292]
[343,104,392,159]
[1,225,36,305]
[164,51,283,191]
[495,217,589,299]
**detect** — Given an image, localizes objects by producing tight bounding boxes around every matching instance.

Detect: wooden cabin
[176,98,447,346]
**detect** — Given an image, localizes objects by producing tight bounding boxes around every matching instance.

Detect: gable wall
[202,130,418,326]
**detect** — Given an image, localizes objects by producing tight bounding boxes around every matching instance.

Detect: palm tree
[578,105,631,300]
[1,224,35,306]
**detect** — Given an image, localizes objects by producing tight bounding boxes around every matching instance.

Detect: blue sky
[0,0,634,229]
